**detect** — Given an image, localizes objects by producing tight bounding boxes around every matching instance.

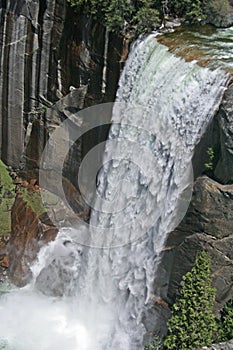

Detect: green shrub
[0,160,16,235]
[66,0,161,33]
[164,251,217,350]
[217,299,233,342]
[167,0,230,24]
[145,335,163,350]
[133,7,160,33]
[168,0,207,22]
[67,0,232,32]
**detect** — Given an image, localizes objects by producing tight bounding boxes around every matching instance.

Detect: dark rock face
[153,176,233,334]
[192,82,233,184]
[4,193,58,287]
[0,0,66,167]
[168,176,233,241]
[215,83,233,184]
[143,176,233,337]
[206,0,233,28]
[0,1,126,183]
[25,87,87,190]
[0,0,127,288]
[207,13,233,28]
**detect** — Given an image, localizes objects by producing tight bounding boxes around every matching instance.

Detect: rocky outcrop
[24,87,87,189]
[0,0,67,167]
[215,83,233,184]
[4,192,58,286]
[201,340,233,350]
[0,1,126,185]
[0,0,128,288]
[206,0,233,28]
[150,176,233,336]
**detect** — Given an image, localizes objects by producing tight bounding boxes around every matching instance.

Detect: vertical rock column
[38,0,66,102]
[0,12,28,167]
[0,0,66,169]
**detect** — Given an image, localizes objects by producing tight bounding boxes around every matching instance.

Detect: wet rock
[215,83,233,184]
[6,193,58,287]
[35,234,84,296]
[167,176,233,241]
[0,256,9,268]
[162,18,182,30]
[164,177,233,308]
[151,176,233,335]
[143,301,171,338]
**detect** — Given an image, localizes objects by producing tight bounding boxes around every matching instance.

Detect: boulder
[200,340,233,349]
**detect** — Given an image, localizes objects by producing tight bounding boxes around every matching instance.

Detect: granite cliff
[0,0,125,178]
[0,0,232,347]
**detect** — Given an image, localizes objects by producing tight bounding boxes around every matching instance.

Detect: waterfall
[0,35,229,350]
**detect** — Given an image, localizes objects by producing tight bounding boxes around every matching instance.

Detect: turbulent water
[158,25,233,74]
[0,35,229,350]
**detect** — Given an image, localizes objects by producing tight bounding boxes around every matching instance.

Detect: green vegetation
[205,147,215,171]
[217,299,233,342]
[67,0,160,33]
[145,256,233,350]
[0,161,15,235]
[145,336,163,350]
[169,0,207,22]
[21,188,47,218]
[165,0,230,24]
[163,251,216,350]
[21,187,62,219]
[133,6,160,33]
[67,0,231,34]
[0,160,55,232]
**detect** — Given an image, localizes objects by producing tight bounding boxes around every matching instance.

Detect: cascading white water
[0,35,230,350]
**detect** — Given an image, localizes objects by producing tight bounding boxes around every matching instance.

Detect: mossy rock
[21,188,62,219]
[21,188,47,218]
[0,161,16,236]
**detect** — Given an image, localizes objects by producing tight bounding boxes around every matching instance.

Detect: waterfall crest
[0,35,230,350]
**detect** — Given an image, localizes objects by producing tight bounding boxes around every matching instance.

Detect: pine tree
[217,299,233,342]
[164,251,217,350]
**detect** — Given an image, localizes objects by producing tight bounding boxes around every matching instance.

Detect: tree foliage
[164,251,217,350]
[167,0,230,23]
[66,0,232,34]
[168,0,207,21]
[217,299,233,342]
[67,0,161,33]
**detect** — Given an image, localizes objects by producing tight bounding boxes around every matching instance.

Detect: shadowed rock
[150,176,233,335]
[215,83,233,184]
